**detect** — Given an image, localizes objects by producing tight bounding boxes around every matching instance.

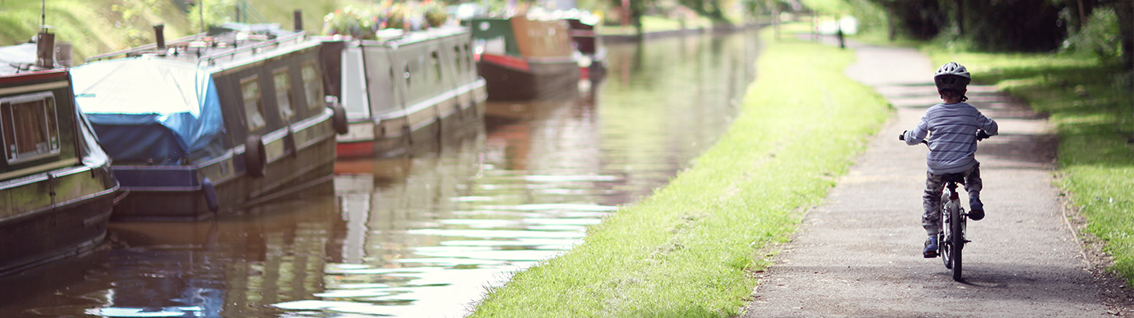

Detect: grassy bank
[924,49,1134,281]
[470,29,890,317]
[0,0,354,62]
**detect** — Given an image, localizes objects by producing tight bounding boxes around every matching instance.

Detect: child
[901,62,998,258]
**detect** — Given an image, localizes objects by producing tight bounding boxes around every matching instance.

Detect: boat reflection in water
[0,187,341,317]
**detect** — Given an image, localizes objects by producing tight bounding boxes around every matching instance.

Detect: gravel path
[741,40,1129,317]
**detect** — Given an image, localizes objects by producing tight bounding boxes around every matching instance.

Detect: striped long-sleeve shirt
[903,102,998,174]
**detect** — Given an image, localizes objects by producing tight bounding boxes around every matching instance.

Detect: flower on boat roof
[323,1,449,38]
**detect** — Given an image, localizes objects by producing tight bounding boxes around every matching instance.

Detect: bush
[1062,6,1122,61]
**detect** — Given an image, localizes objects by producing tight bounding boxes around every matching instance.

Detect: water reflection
[0,191,340,317]
[0,29,759,317]
[300,30,760,317]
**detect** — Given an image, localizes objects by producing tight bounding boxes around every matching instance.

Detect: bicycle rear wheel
[940,193,952,269]
[949,201,964,281]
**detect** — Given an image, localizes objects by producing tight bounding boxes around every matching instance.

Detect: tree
[1115,0,1134,67]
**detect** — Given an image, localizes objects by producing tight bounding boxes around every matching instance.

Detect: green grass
[0,0,358,63]
[469,27,891,317]
[600,15,714,36]
[926,48,1134,281]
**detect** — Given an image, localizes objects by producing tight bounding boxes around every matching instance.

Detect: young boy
[901,62,998,258]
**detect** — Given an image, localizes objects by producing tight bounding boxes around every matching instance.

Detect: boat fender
[284,127,298,158]
[332,105,349,135]
[201,177,220,213]
[245,135,267,178]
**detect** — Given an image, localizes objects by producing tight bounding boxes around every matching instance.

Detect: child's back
[905,101,997,175]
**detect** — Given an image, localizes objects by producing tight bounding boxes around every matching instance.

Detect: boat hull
[478,55,580,101]
[0,183,117,275]
[110,110,338,221]
[336,81,487,158]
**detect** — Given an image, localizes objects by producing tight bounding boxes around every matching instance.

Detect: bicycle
[901,130,989,281]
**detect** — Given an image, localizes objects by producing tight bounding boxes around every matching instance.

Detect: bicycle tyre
[949,200,964,281]
[940,192,952,269]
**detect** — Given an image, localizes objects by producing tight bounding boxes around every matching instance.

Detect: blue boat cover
[70,57,225,164]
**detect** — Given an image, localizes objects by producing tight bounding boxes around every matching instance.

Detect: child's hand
[976,130,990,140]
[899,130,907,141]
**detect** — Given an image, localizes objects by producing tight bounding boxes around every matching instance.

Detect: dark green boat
[0,31,119,275]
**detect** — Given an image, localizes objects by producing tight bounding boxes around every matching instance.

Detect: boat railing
[86,33,209,62]
[85,31,309,65]
[196,31,308,66]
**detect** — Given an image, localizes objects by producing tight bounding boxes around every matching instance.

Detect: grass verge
[469,28,891,317]
[925,49,1134,282]
[1,0,357,62]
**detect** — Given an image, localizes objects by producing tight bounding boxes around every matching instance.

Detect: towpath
[741,39,1132,316]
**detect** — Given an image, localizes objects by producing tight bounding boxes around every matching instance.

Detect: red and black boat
[470,15,580,101]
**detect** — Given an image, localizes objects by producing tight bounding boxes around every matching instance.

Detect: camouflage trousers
[923,163,982,236]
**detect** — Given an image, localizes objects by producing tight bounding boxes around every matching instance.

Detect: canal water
[0,29,759,317]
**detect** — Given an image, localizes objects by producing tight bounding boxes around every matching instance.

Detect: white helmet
[934,62,971,91]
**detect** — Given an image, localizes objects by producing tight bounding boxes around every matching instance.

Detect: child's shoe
[969,198,985,221]
[923,235,939,258]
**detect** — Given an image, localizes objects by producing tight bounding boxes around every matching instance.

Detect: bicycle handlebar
[900,130,990,144]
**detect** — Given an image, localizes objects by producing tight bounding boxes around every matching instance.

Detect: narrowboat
[0,31,120,275]
[564,12,606,80]
[71,23,348,221]
[470,15,580,101]
[320,26,487,158]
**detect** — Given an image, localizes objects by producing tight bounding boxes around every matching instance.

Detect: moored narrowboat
[71,23,348,221]
[320,26,487,158]
[0,31,120,274]
[470,15,579,101]
[563,12,606,80]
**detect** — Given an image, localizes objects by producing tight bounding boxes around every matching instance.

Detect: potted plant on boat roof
[422,0,449,28]
[323,5,378,39]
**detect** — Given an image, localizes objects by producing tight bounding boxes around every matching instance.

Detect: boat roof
[318,26,470,47]
[72,56,213,115]
[0,43,35,75]
[85,23,318,72]
[0,42,45,76]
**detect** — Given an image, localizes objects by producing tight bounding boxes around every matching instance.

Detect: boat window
[273,67,294,122]
[241,76,266,131]
[0,92,61,163]
[431,51,442,84]
[454,46,463,76]
[301,62,324,110]
[464,43,473,72]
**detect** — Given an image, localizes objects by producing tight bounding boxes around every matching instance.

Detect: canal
[0,29,759,317]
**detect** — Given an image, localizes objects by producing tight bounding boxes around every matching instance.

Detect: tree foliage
[861,0,1134,66]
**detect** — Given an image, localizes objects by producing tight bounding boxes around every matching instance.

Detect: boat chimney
[154,23,166,50]
[35,28,55,69]
[294,10,303,31]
